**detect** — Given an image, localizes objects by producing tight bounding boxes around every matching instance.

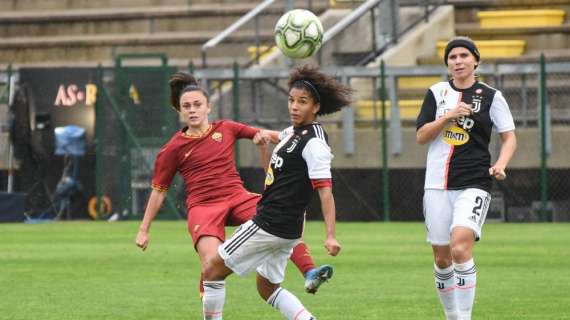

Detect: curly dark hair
[169,72,209,111]
[287,64,353,116]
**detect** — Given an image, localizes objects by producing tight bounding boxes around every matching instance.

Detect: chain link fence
[2,61,569,221]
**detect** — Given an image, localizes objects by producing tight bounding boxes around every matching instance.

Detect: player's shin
[203,281,225,320]
[454,259,477,320]
[290,242,315,275]
[434,264,459,320]
[267,287,315,320]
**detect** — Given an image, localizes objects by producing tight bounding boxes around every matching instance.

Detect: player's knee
[202,255,226,281]
[450,242,472,262]
[257,274,279,301]
[434,255,452,268]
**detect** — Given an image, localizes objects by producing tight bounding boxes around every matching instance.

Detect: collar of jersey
[448,80,479,92]
[293,121,319,131]
[181,124,213,139]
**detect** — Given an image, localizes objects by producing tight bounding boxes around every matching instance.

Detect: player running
[416,36,517,320]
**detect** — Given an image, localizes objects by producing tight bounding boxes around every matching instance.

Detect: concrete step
[455,23,570,52]
[478,9,565,28]
[356,99,422,120]
[449,0,570,24]
[436,39,526,59]
[0,0,261,11]
[0,30,274,66]
[0,3,328,37]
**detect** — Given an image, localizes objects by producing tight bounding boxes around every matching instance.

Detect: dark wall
[239,168,570,222]
[9,68,98,219]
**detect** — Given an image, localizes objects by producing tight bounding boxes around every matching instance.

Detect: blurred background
[0,0,568,223]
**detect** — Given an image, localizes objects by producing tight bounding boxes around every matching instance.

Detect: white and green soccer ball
[274,9,324,59]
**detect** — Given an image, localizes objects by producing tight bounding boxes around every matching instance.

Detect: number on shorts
[472,196,484,216]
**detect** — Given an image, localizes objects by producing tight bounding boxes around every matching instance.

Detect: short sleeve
[151,144,178,192]
[490,91,516,133]
[226,120,260,139]
[301,138,333,179]
[416,89,437,130]
[278,126,294,141]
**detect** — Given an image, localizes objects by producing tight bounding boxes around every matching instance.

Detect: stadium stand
[0,0,328,67]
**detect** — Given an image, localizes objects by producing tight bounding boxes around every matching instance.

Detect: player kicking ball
[200,64,353,320]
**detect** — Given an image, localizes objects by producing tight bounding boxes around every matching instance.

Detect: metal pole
[380,60,390,221]
[95,64,104,217]
[232,62,241,168]
[539,53,549,221]
[6,64,14,193]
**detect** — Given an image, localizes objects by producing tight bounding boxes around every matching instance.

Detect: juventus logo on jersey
[472,97,482,113]
[286,136,300,153]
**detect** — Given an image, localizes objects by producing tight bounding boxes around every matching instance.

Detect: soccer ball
[274,9,324,59]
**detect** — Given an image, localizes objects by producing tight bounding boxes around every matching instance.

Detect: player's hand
[489,165,507,180]
[446,102,473,120]
[253,130,271,146]
[135,229,150,251]
[324,237,341,256]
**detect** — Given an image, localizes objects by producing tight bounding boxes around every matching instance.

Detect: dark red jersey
[151,120,259,208]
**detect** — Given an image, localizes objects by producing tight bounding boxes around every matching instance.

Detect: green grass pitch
[1,221,569,319]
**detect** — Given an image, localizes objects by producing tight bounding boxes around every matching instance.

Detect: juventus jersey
[253,122,333,239]
[416,81,515,192]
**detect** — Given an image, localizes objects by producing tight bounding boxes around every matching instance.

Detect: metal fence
[2,60,569,221]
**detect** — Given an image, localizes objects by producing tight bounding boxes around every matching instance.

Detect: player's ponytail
[288,64,353,116]
[169,72,208,111]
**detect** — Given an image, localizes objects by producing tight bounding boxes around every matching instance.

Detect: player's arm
[316,186,341,256]
[136,143,177,251]
[136,189,167,251]
[416,88,473,144]
[416,102,473,144]
[303,136,341,256]
[489,130,517,180]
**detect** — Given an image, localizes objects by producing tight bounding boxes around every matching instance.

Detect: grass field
[1,221,569,319]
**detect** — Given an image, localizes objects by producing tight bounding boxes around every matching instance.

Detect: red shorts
[187,189,260,247]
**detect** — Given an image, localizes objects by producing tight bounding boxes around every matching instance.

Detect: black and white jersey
[416,81,515,192]
[253,122,333,239]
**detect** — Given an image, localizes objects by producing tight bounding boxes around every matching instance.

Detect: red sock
[199,273,204,298]
[290,241,316,275]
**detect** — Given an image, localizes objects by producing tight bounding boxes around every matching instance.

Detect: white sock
[267,287,315,320]
[203,281,225,320]
[454,259,477,320]
[434,264,458,320]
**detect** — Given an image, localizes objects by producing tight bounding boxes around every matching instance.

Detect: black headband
[444,39,480,66]
[293,80,321,103]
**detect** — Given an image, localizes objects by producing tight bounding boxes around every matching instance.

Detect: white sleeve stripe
[312,124,325,141]
[312,125,321,140]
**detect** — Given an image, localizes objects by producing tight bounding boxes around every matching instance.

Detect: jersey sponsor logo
[264,167,275,186]
[456,116,475,131]
[442,125,470,146]
[270,153,284,169]
[211,132,222,142]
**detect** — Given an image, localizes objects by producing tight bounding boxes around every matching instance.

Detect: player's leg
[187,203,230,300]
[197,236,229,320]
[257,238,315,320]
[229,191,330,293]
[450,188,491,320]
[424,189,458,320]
